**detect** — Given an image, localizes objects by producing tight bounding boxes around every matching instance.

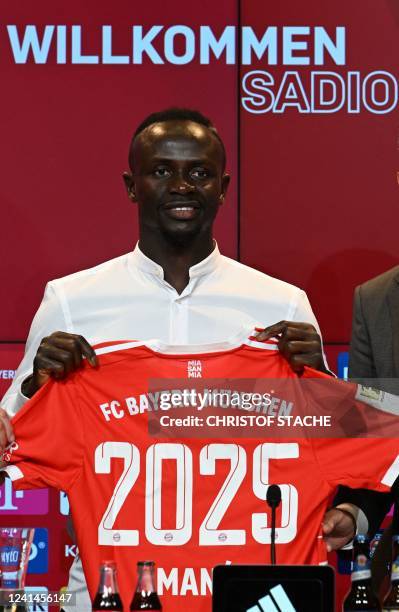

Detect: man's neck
[139,234,215,294]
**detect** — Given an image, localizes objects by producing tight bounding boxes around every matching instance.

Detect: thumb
[35,369,51,388]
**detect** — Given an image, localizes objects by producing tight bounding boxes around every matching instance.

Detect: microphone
[266,484,282,565]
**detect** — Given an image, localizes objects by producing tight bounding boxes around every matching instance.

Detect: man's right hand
[22,332,98,398]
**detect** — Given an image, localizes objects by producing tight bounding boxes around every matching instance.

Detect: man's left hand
[256,321,327,374]
[322,508,356,552]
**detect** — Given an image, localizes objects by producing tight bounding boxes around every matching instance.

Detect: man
[346,266,399,592]
[350,266,399,390]
[0,108,357,609]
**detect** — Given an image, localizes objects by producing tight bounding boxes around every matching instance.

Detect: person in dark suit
[341,266,399,595]
[350,266,399,390]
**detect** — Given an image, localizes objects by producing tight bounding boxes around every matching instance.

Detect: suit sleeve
[336,285,392,532]
[0,378,84,492]
[1,281,70,417]
[349,285,376,380]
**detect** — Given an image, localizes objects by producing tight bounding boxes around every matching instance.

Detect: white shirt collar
[129,241,221,280]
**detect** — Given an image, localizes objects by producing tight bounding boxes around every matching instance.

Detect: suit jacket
[335,267,399,536]
[347,266,399,592]
[349,265,399,390]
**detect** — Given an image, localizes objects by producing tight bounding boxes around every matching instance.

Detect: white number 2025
[95,442,299,547]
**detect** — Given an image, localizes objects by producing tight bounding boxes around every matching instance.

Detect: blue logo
[27,528,48,574]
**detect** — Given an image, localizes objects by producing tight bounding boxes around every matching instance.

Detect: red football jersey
[2,332,399,611]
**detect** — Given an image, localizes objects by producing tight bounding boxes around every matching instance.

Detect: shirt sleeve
[1,281,70,417]
[0,377,84,492]
[291,289,331,373]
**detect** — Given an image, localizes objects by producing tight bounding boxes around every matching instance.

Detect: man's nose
[169,174,195,194]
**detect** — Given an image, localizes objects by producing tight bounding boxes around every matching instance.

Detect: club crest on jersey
[187,360,202,378]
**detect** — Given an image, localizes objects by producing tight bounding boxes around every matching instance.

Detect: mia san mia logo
[187,360,202,378]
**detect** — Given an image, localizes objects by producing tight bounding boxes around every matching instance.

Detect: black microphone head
[266,484,282,508]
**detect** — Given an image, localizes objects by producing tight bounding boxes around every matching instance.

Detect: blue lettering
[56,25,66,63]
[200,26,235,64]
[241,27,277,65]
[164,26,195,65]
[283,27,310,66]
[241,70,275,114]
[71,26,99,64]
[7,25,54,64]
[314,26,345,66]
[102,25,129,64]
[362,71,398,114]
[132,26,164,64]
[311,72,345,113]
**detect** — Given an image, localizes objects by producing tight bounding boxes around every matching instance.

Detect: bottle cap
[354,534,369,544]
[137,560,155,566]
[100,560,117,568]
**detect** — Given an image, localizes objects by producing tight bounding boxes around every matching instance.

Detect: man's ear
[122,172,136,202]
[219,173,231,203]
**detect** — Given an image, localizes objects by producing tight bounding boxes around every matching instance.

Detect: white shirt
[2,243,322,417]
[1,242,332,611]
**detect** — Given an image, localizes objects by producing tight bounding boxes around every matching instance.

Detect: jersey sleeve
[312,437,399,493]
[302,370,399,491]
[0,377,84,492]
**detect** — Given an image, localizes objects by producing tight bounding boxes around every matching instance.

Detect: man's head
[123,108,230,247]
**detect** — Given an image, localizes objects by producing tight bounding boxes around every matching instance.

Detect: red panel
[239,0,399,342]
[0,1,238,340]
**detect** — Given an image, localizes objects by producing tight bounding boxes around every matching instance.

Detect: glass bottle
[383,535,399,611]
[92,561,123,611]
[130,561,162,610]
[344,534,381,611]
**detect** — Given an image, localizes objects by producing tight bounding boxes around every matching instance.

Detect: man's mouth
[162,201,200,220]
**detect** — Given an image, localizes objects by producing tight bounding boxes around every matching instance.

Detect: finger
[0,427,7,452]
[0,409,14,443]
[34,355,67,382]
[44,336,84,371]
[321,519,335,535]
[257,321,314,342]
[75,336,98,368]
[278,340,321,356]
[36,346,77,378]
[255,321,288,341]
[286,353,324,371]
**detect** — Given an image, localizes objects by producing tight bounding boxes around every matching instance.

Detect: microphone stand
[266,484,282,565]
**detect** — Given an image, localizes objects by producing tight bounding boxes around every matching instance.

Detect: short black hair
[130,107,226,169]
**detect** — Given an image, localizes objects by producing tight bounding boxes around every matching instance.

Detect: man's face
[124,120,230,244]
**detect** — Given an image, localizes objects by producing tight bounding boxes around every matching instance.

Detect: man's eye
[154,168,171,177]
[191,169,209,179]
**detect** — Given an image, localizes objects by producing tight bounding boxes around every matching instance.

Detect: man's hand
[22,332,98,398]
[255,321,327,374]
[322,508,356,552]
[0,407,14,453]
